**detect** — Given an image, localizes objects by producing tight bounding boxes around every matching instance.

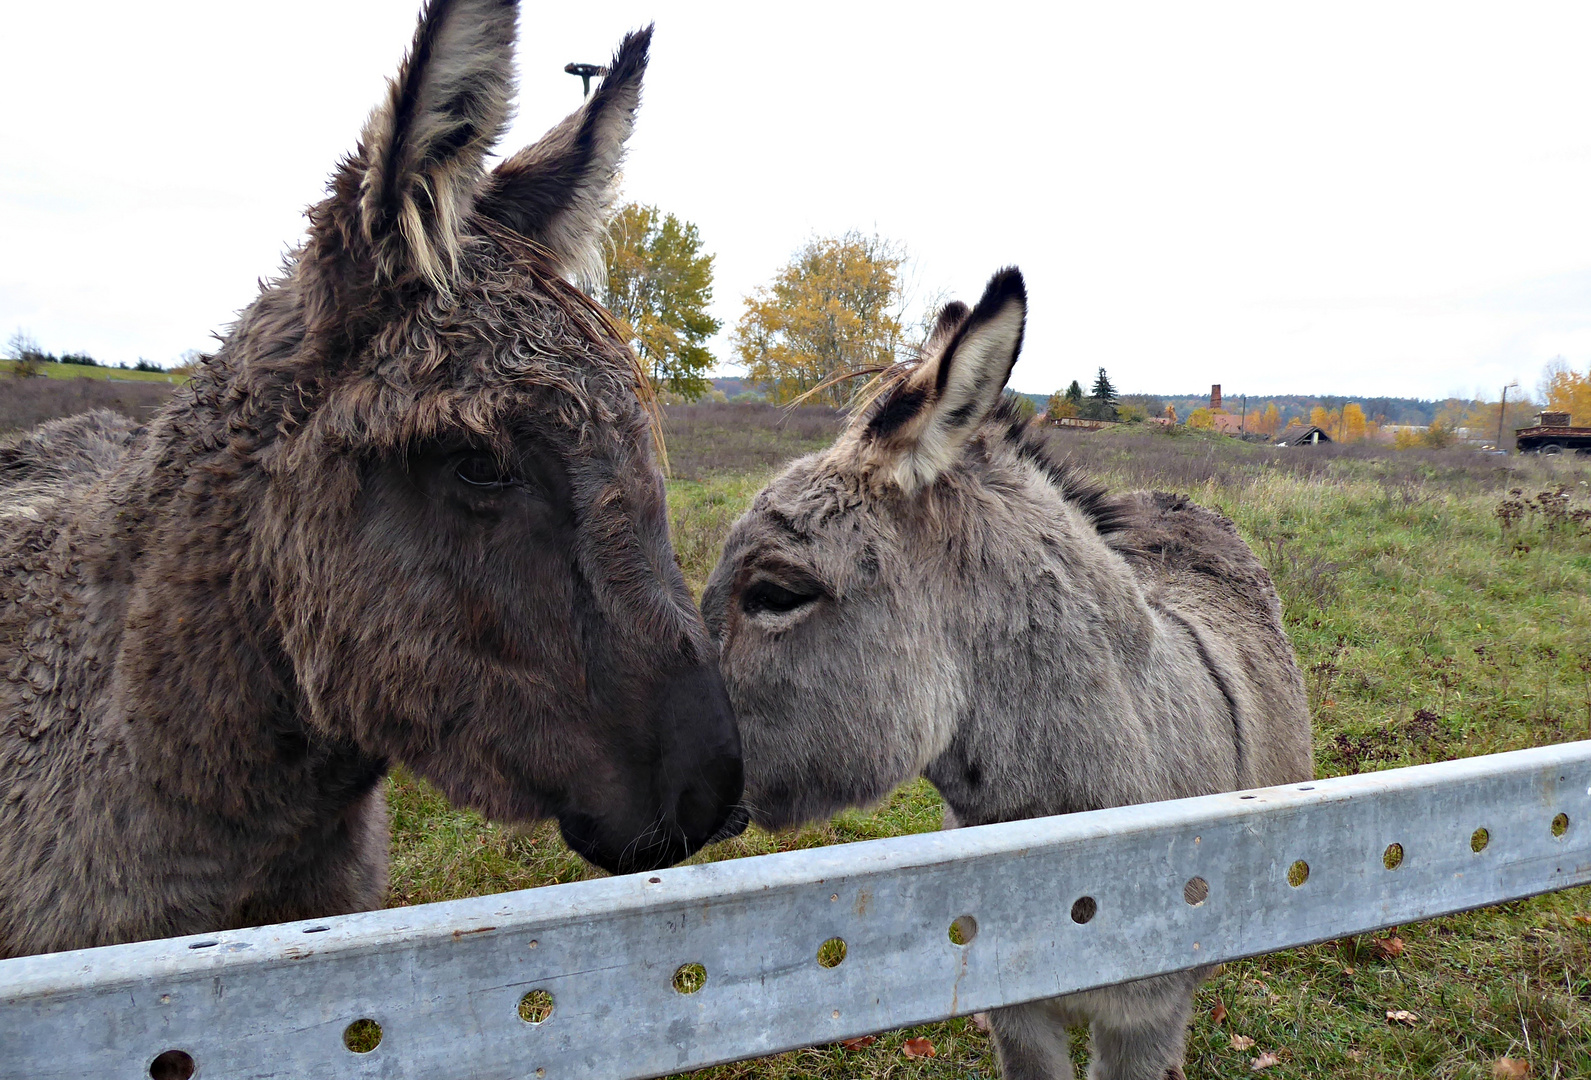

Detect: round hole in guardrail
[673,962,707,994]
[302,925,330,934]
[1183,877,1209,906]
[1287,860,1310,887]
[186,940,218,950]
[1070,896,1097,924]
[1552,813,1570,838]
[518,989,554,1024]
[343,1019,382,1053]
[1471,827,1490,853]
[949,915,979,945]
[148,1050,195,1080]
[817,937,848,967]
[1383,843,1404,870]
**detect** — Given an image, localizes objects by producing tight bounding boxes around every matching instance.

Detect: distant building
[1276,425,1333,447]
[1210,412,1245,435]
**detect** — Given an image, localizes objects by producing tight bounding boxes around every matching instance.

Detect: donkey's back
[1113,489,1312,788]
[1,410,140,506]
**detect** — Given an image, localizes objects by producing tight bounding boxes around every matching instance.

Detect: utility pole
[1497,381,1519,451]
[1240,394,1247,437]
[564,62,607,98]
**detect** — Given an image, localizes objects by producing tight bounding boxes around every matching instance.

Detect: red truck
[1514,411,1591,455]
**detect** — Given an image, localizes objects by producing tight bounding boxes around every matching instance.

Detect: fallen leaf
[1570,914,1591,925]
[1211,1002,1229,1024]
[1250,1052,1281,1071]
[1386,1009,1420,1025]
[1230,1034,1255,1050]
[902,1037,936,1059]
[1373,936,1406,959]
[1347,1049,1364,1062]
[1342,965,1356,975]
[969,1012,991,1033]
[1493,1058,1531,1079]
[840,1036,876,1051]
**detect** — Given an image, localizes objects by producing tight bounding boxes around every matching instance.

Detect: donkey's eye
[742,580,818,617]
[454,452,513,488]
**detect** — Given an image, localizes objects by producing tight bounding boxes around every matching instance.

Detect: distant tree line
[6,330,165,377]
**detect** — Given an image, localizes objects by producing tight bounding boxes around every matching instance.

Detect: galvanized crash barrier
[3,741,1590,1080]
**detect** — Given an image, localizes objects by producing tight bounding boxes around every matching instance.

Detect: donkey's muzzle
[560,662,744,874]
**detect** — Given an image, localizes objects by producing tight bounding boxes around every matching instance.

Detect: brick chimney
[1210,384,1222,411]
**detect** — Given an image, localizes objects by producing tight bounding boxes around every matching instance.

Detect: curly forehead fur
[167,224,660,493]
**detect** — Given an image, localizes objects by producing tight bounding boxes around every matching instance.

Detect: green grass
[27,360,186,383]
[386,428,1591,1080]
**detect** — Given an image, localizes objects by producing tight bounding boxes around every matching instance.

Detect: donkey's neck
[923,478,1240,827]
[95,391,386,832]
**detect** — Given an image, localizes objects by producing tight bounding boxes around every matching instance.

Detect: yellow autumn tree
[1187,407,1214,430]
[1046,392,1078,419]
[1462,396,1541,446]
[601,203,721,401]
[1540,357,1591,424]
[1340,403,1367,442]
[732,232,905,406]
[1256,402,1281,435]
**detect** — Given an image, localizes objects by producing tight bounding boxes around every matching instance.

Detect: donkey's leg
[989,998,1081,1080]
[1077,971,1206,1080]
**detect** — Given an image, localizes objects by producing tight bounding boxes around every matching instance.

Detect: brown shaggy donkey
[0,0,745,960]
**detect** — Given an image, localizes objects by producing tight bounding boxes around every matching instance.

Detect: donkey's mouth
[558,799,748,875]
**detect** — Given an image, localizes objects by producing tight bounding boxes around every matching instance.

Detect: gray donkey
[703,269,1312,1080]
[0,0,745,961]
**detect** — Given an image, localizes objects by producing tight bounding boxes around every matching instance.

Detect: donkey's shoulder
[1,411,139,494]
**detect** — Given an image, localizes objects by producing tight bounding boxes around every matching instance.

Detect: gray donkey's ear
[863,268,1026,493]
[474,27,651,284]
[352,0,517,291]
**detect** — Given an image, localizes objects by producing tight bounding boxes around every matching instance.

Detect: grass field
[381,408,1591,1079]
[25,360,186,383]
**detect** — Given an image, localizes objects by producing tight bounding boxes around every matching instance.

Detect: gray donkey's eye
[741,580,818,618]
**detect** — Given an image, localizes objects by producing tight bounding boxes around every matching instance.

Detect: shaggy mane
[988,396,1134,539]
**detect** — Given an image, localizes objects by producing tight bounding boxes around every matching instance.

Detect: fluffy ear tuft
[863,268,1027,493]
[355,0,517,290]
[474,27,651,284]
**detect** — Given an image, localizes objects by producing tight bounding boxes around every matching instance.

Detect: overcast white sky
[6,2,1591,400]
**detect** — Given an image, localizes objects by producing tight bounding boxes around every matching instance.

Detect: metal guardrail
[3,741,1589,1080]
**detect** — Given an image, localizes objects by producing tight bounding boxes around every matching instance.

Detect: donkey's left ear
[863,268,1026,493]
[474,27,651,284]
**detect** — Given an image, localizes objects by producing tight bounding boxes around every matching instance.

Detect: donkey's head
[195,0,742,872]
[705,269,1096,829]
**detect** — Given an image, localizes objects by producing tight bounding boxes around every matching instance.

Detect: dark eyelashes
[453,451,517,489]
[741,579,820,617]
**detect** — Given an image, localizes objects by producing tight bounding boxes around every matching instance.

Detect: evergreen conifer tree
[1086,367,1118,420]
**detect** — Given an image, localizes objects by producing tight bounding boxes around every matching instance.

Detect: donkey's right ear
[334,0,517,292]
[474,27,651,284]
[862,269,1027,494]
